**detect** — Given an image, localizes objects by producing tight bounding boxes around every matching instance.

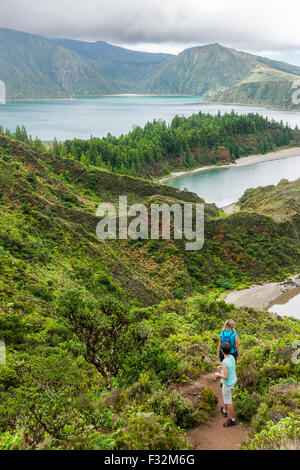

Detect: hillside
[52,38,173,90]
[0,28,172,99]
[142,43,258,95]
[142,43,300,109]
[1,129,300,290]
[209,80,300,110]
[1,28,300,110]
[0,29,122,99]
[0,133,214,306]
[0,133,299,449]
[239,177,300,221]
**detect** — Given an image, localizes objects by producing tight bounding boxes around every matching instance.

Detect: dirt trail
[179,372,249,450]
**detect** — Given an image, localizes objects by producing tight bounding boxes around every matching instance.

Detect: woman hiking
[218,319,239,362]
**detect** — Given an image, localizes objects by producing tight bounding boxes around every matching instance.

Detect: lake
[268,288,300,319]
[2,95,300,207]
[0,95,300,141]
[165,154,300,207]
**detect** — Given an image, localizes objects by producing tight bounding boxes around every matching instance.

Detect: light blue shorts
[222,383,235,405]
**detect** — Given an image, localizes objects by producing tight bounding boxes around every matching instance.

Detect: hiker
[219,319,239,362]
[216,342,237,427]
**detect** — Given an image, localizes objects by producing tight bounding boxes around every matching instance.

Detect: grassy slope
[2,28,300,110]
[52,38,173,90]
[239,178,300,221]
[0,135,299,450]
[0,29,121,99]
[1,134,300,306]
[0,134,213,308]
[142,44,257,95]
[141,43,300,109]
[209,80,300,110]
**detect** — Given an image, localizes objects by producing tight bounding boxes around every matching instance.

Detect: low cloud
[0,0,300,58]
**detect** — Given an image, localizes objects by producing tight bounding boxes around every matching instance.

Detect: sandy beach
[224,275,300,310]
[159,147,300,183]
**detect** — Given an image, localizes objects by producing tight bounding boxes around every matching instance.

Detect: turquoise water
[165,155,300,207]
[0,95,300,141]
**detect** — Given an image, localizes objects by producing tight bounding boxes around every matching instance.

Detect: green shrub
[115,413,191,450]
[215,278,233,290]
[127,372,156,402]
[251,383,300,432]
[0,430,23,450]
[147,240,160,255]
[93,272,120,292]
[197,387,218,422]
[0,366,19,390]
[92,434,115,450]
[29,284,53,301]
[242,414,300,450]
[0,314,24,345]
[234,390,258,422]
[173,288,185,300]
[124,340,180,384]
[149,390,199,429]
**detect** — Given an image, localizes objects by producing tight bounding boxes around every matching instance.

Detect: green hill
[0,28,172,99]
[1,29,300,110]
[141,43,300,109]
[0,133,299,449]
[142,43,257,95]
[0,28,121,99]
[239,177,300,221]
[52,38,173,90]
[209,80,300,110]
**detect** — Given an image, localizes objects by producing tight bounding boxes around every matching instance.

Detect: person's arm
[218,337,222,351]
[216,363,228,379]
[235,336,239,356]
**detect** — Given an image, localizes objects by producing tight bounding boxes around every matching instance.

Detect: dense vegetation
[45,112,300,178]
[0,132,299,450]
[211,80,300,111]
[239,178,300,221]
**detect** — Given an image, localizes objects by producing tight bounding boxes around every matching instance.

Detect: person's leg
[221,384,228,416]
[227,402,235,420]
[222,385,236,426]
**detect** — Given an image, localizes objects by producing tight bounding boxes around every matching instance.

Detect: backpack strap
[221,330,233,342]
[221,331,236,351]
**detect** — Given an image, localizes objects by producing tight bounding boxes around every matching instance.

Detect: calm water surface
[165,155,300,207]
[268,288,300,319]
[0,95,300,141]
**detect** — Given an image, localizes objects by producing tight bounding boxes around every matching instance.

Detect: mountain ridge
[0,28,300,109]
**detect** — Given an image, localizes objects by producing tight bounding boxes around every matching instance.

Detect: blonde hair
[222,319,236,332]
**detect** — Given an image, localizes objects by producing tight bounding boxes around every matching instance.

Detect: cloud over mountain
[0,0,300,57]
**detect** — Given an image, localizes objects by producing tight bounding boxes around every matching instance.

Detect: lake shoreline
[5,94,203,102]
[224,275,300,311]
[158,147,300,183]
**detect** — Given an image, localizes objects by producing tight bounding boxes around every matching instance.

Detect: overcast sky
[1,0,300,64]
